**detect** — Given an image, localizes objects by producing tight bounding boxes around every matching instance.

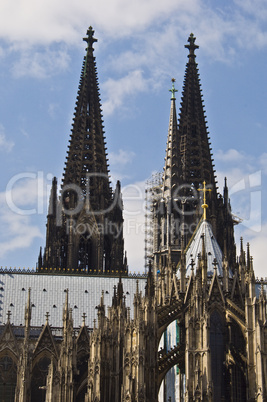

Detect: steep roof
[0,272,146,328]
[185,219,223,276]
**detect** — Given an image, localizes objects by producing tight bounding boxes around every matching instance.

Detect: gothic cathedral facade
[0,27,266,402]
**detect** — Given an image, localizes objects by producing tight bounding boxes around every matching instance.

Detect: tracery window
[0,355,17,402]
[31,357,51,402]
[210,310,225,399]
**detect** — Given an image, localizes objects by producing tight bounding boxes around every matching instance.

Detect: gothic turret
[38,27,126,275]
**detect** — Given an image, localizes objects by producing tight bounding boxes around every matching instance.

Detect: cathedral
[0,27,266,401]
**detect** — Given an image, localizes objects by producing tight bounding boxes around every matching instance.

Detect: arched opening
[78,234,92,271]
[0,354,17,402]
[158,320,185,401]
[229,319,247,401]
[210,310,226,400]
[75,352,89,402]
[30,356,51,402]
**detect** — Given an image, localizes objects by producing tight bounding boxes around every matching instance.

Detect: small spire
[201,234,205,258]
[198,181,212,220]
[213,258,218,271]
[247,242,251,270]
[100,290,104,307]
[190,258,195,272]
[112,285,117,307]
[7,310,11,324]
[185,33,199,61]
[82,313,87,326]
[223,177,229,206]
[136,279,139,295]
[169,78,178,100]
[45,312,50,324]
[63,288,69,320]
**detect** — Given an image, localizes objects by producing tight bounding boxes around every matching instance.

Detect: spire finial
[213,258,218,271]
[45,312,50,324]
[83,26,97,49]
[169,78,178,100]
[7,310,11,324]
[82,313,86,326]
[185,33,199,61]
[198,181,212,220]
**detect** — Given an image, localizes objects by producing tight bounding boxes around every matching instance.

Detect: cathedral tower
[153,34,235,277]
[38,27,126,274]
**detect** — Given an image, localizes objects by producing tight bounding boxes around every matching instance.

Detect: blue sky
[0,0,266,278]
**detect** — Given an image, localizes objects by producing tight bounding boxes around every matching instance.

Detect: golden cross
[198,181,212,220]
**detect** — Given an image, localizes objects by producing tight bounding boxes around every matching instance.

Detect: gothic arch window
[231,319,246,355]
[78,234,92,271]
[230,319,246,401]
[76,352,89,401]
[0,354,17,402]
[209,310,225,400]
[231,364,246,402]
[30,356,51,402]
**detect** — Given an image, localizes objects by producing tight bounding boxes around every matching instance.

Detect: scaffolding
[144,172,163,273]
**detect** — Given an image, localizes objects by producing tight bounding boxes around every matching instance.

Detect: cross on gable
[7,310,11,323]
[82,313,87,324]
[45,312,50,323]
[198,181,212,220]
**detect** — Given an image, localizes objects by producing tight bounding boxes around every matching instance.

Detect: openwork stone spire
[178,33,216,192]
[62,26,111,211]
[39,28,126,275]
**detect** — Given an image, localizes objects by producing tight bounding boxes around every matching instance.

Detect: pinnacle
[185,33,199,61]
[83,26,98,49]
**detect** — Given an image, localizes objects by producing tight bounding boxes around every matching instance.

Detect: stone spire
[62,26,111,210]
[39,27,126,275]
[162,78,181,201]
[178,33,217,193]
[177,34,235,260]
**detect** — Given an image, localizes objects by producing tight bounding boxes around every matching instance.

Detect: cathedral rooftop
[185,219,224,276]
[0,272,146,328]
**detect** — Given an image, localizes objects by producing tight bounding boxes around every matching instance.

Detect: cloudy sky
[0,0,266,278]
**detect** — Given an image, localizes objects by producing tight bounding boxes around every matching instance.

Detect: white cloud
[0,0,196,45]
[0,124,14,152]
[109,149,135,166]
[0,212,42,258]
[102,70,149,116]
[0,173,49,259]
[12,47,70,79]
[235,222,267,280]
[0,0,266,83]
[216,148,246,163]
[122,179,147,272]
[48,103,60,119]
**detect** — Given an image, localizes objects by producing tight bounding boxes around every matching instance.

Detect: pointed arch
[30,354,52,402]
[209,309,226,400]
[0,353,17,401]
[228,318,247,401]
[76,326,90,402]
